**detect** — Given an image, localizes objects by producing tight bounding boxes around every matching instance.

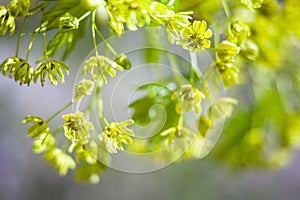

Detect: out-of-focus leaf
[75,162,106,184]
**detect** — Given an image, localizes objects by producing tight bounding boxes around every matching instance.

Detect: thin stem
[79,11,91,22]
[95,82,109,129]
[91,11,99,56]
[41,133,50,144]
[167,54,185,85]
[25,33,37,61]
[46,101,72,123]
[214,27,220,59]
[75,96,83,112]
[15,16,28,57]
[42,33,48,61]
[177,115,183,129]
[28,2,49,15]
[94,27,118,56]
[222,0,231,19]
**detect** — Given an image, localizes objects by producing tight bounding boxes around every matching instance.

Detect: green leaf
[128,83,181,151]
[75,162,106,184]
[39,31,73,60]
[41,0,85,31]
[129,83,174,125]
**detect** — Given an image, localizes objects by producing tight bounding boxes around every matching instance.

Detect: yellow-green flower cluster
[62,112,94,145]
[82,55,124,84]
[73,79,95,102]
[172,85,205,114]
[33,60,69,86]
[241,0,263,10]
[0,0,31,36]
[228,21,251,45]
[23,115,76,176]
[107,0,151,35]
[216,41,240,87]
[0,6,15,36]
[100,119,135,153]
[160,126,195,158]
[228,20,259,61]
[168,20,213,52]
[0,57,33,86]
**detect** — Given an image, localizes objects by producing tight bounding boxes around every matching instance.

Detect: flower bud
[217,40,240,63]
[59,15,79,32]
[240,40,259,61]
[114,53,131,70]
[8,0,31,17]
[217,62,239,87]
[240,0,263,9]
[228,21,251,44]
[0,57,33,86]
[198,116,211,137]
[109,19,124,36]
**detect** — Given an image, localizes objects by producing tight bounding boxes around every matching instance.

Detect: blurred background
[0,68,300,200]
[1,0,300,200]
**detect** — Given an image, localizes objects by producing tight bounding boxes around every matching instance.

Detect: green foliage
[129,83,177,125]
[40,32,74,60]
[75,162,106,184]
